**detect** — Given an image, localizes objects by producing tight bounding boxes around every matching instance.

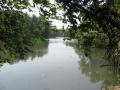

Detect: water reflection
[0,40,48,65]
[0,38,102,90]
[0,38,120,90]
[67,41,120,89]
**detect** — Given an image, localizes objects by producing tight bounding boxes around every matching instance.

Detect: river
[0,38,118,90]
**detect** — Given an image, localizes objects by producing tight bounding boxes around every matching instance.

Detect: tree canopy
[55,0,120,28]
[0,0,55,60]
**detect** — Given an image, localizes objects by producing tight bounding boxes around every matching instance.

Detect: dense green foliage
[0,0,69,64]
[0,10,51,61]
[0,0,64,62]
[55,0,120,47]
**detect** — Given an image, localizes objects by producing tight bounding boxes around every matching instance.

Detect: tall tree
[55,0,120,46]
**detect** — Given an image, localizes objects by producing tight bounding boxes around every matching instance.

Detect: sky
[22,0,68,29]
[49,0,69,29]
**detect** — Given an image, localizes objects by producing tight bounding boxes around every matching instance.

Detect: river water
[0,38,117,90]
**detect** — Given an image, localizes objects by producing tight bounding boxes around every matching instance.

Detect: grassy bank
[32,38,48,45]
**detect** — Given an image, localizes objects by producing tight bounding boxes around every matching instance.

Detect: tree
[55,0,120,46]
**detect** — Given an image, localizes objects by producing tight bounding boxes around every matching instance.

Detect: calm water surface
[0,38,112,90]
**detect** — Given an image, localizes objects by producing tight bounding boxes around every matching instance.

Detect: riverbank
[32,38,48,45]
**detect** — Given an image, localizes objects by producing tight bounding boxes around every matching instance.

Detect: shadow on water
[66,40,120,89]
[0,40,48,65]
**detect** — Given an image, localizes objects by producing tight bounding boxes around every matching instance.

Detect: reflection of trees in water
[106,46,120,69]
[67,41,120,89]
[0,41,48,65]
[27,43,48,60]
[78,47,119,89]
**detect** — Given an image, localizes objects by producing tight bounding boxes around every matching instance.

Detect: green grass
[32,38,48,45]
